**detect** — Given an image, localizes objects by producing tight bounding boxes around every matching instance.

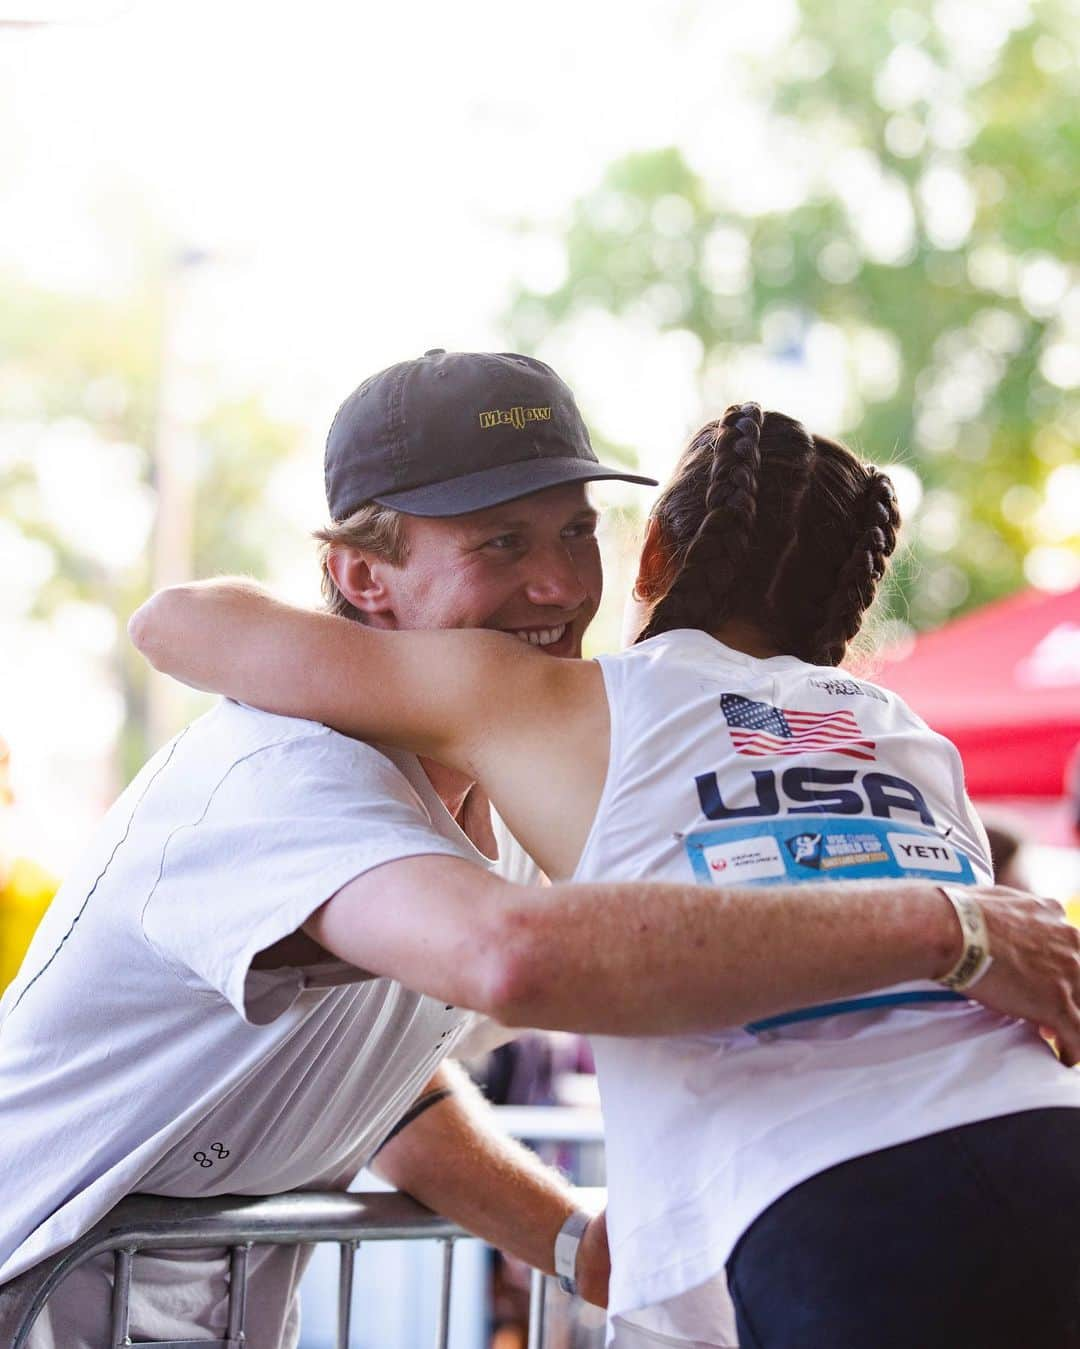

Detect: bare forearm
[491,877,958,1034]
[371,1064,578,1277]
[314,858,960,1037]
[314,859,1079,1050]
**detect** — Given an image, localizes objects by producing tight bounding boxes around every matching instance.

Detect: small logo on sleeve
[808,676,888,702]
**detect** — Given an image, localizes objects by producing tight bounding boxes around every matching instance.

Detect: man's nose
[523,542,589,610]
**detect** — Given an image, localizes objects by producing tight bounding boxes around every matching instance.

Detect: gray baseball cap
[324,348,656,520]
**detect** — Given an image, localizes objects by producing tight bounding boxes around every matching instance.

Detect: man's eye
[564,520,599,540]
[483,534,522,551]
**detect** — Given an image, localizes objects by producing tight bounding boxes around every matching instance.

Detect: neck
[419,755,474,818]
[709,617,784,659]
[420,756,498,860]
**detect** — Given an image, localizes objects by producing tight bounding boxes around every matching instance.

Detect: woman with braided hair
[134,404,1080,1349]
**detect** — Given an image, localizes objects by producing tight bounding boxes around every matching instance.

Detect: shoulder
[177,700,423,810]
[596,630,737,690]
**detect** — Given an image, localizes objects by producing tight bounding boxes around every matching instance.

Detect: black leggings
[726,1109,1080,1349]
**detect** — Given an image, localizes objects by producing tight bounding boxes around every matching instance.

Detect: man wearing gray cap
[324,348,656,516]
[3,349,1073,1347]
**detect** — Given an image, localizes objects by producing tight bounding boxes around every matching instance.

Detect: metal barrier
[0,1189,547,1349]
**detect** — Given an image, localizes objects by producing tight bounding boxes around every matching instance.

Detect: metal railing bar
[336,1239,357,1349]
[122,1341,231,1348]
[526,1267,547,1349]
[226,1242,250,1343]
[4,1187,606,1347]
[4,1193,469,1349]
[433,1238,455,1349]
[110,1246,134,1349]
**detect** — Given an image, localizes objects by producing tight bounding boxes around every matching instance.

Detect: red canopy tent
[872,585,1080,799]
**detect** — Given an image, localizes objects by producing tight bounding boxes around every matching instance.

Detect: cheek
[461,565,525,621]
[424,558,520,627]
[581,542,604,610]
[389,562,468,627]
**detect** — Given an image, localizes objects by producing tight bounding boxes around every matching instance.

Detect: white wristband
[554,1210,590,1296]
[938,885,993,991]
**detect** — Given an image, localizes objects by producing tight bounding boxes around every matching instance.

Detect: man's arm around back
[306,855,1080,1063]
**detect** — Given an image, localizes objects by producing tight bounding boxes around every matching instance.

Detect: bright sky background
[0,0,817,471]
[0,0,810,864]
[2,0,1076,872]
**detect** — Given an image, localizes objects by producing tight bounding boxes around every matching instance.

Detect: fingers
[967,888,1080,1063]
[1030,963,1080,1067]
[1049,985,1080,1069]
[1050,1022,1080,1069]
[974,882,1063,911]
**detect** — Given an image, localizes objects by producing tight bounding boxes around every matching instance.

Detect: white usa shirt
[0,701,488,1346]
[578,629,1080,1341]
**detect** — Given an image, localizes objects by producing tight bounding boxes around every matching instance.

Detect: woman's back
[579,628,1080,1327]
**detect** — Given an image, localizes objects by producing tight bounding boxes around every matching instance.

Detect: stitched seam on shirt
[138,729,338,992]
[2,728,192,1024]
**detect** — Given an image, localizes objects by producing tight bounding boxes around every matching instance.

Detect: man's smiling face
[374,482,602,657]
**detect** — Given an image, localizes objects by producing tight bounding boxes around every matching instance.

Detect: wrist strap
[554,1210,590,1296]
[937,885,993,991]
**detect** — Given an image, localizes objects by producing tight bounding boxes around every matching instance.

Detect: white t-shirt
[577,630,1080,1339]
[0,701,491,1345]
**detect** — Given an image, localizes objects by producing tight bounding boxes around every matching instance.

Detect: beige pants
[27,1244,310,1349]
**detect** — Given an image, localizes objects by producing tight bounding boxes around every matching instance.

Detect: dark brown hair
[637,403,900,666]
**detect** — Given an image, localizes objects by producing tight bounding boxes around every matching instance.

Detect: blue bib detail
[682,816,977,1031]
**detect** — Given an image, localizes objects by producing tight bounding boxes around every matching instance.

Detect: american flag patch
[720,693,876,761]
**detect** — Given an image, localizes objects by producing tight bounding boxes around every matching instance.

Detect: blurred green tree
[0,258,300,784]
[505,0,1079,631]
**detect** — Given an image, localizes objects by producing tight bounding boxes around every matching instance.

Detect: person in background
[981,814,1030,891]
[0,737,59,996]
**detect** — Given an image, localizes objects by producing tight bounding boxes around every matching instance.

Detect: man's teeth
[512,624,567,647]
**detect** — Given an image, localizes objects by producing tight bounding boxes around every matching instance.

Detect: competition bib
[683,816,978,1032]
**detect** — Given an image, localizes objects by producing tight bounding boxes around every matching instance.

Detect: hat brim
[371,456,658,518]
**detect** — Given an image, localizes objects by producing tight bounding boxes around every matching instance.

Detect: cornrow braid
[638,402,764,643]
[759,419,817,631]
[809,469,900,667]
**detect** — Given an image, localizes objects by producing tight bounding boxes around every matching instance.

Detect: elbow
[475,903,553,1029]
[128,591,165,665]
[127,586,184,668]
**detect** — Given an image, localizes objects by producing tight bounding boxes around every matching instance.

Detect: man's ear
[327,546,398,622]
[634,516,676,602]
